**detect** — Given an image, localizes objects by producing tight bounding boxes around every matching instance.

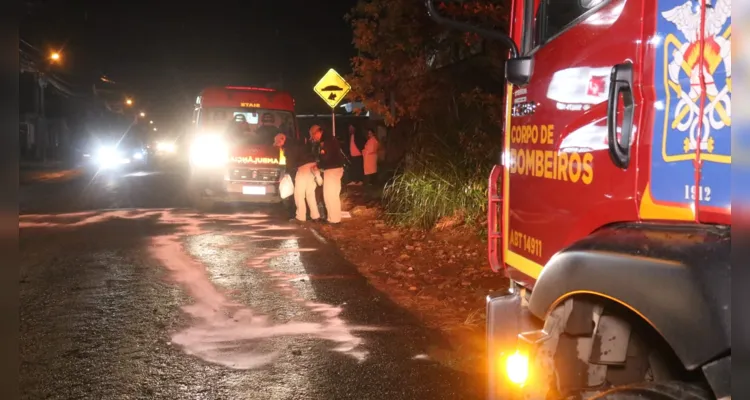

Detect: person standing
[363,128,380,186]
[290,129,321,222]
[347,125,364,185]
[310,125,345,224]
[273,133,300,220]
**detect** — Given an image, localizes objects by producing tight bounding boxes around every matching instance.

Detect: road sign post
[313,68,351,137]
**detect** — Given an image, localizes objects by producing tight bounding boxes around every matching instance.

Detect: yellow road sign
[313,68,351,109]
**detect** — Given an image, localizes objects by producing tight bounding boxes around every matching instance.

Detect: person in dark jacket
[311,125,345,224]
[274,133,319,221]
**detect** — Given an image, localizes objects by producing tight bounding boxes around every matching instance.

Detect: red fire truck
[187,86,298,209]
[428,0,731,399]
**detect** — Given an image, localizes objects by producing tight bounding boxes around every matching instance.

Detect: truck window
[201,108,296,146]
[535,0,607,45]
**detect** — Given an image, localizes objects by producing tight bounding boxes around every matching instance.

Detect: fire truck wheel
[589,381,713,400]
[535,297,687,399]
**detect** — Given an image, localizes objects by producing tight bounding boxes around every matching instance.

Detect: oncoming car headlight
[98,146,119,160]
[96,145,129,168]
[190,134,228,167]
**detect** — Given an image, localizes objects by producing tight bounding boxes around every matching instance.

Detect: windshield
[201,108,295,146]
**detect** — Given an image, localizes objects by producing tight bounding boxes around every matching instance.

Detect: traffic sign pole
[332,109,336,137]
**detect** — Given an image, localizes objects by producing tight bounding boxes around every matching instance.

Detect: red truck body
[197,86,296,116]
[490,0,731,288]
[189,86,299,204]
[195,86,299,161]
[422,0,735,398]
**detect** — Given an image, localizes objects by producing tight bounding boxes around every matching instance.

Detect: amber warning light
[504,351,529,386]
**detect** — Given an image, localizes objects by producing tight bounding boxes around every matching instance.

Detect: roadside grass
[381,126,495,237]
[383,161,487,231]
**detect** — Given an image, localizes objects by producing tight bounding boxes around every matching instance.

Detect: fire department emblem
[661,0,731,154]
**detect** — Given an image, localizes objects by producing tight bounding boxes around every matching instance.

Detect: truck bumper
[213,180,283,204]
[486,288,542,400]
[190,168,283,204]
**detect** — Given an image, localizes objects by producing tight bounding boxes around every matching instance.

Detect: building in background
[19,39,146,164]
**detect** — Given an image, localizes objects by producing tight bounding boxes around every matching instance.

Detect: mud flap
[487,289,540,400]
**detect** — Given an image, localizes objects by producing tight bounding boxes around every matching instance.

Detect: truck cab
[188,86,299,209]
[428,0,731,399]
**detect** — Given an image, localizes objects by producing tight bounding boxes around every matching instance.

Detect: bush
[383,158,488,230]
[382,120,498,234]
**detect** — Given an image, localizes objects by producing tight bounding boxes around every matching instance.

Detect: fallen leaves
[316,187,509,375]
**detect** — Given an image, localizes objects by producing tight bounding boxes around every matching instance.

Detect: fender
[527,223,730,371]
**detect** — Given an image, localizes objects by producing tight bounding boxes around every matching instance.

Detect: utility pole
[35,71,48,162]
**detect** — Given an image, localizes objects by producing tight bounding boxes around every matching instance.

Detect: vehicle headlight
[190,134,228,167]
[96,146,127,167]
[133,152,144,160]
[156,141,176,153]
[98,146,119,160]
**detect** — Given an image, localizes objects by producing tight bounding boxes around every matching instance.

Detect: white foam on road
[21,209,381,369]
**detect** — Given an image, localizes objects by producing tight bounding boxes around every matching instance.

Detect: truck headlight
[190,134,228,167]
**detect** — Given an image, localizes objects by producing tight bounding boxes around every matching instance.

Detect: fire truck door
[645,0,731,224]
[504,0,644,279]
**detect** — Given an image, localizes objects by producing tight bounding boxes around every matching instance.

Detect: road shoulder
[311,186,509,375]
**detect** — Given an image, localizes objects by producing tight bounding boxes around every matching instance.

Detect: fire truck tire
[536,297,689,400]
[590,381,712,400]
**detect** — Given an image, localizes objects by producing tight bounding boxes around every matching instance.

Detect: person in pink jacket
[363,128,380,186]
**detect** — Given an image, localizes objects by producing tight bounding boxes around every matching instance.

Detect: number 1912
[684,185,711,202]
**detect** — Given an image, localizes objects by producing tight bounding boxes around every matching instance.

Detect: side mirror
[505,57,534,86]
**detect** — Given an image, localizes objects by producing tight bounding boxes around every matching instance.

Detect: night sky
[21,0,359,130]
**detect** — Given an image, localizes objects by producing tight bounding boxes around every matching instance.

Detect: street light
[153,127,158,131]
[49,51,61,62]
[149,120,154,124]
[140,112,146,117]
[125,98,133,106]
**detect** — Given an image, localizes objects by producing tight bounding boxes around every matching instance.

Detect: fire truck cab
[188,86,298,209]
[428,0,731,399]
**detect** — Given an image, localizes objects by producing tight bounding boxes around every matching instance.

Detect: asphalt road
[20,165,483,400]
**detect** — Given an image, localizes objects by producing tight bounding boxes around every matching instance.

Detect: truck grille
[227,168,281,182]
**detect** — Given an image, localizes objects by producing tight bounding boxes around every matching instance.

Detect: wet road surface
[20,166,483,399]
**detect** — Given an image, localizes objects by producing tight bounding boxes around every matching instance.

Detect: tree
[346,0,511,127]
[347,0,514,231]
